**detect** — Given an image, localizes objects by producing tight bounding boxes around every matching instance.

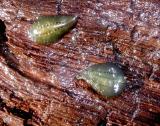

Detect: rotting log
[0,0,159,126]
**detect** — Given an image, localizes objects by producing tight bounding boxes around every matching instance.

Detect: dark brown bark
[0,0,159,126]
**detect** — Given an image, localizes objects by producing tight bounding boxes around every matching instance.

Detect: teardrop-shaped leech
[28,15,78,45]
[77,63,126,97]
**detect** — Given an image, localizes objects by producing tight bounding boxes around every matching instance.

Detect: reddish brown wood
[0,0,159,126]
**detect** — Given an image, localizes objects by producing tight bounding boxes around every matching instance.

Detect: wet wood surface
[0,0,160,126]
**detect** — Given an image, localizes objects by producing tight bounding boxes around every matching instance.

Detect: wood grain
[0,0,159,126]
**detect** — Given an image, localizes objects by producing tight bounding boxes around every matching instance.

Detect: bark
[0,0,159,126]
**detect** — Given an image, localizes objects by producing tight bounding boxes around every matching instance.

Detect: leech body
[28,15,78,44]
[77,63,126,97]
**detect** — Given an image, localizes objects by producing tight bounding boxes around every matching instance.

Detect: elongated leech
[28,15,78,44]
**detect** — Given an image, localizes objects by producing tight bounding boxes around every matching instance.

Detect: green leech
[77,63,126,97]
[28,15,78,45]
